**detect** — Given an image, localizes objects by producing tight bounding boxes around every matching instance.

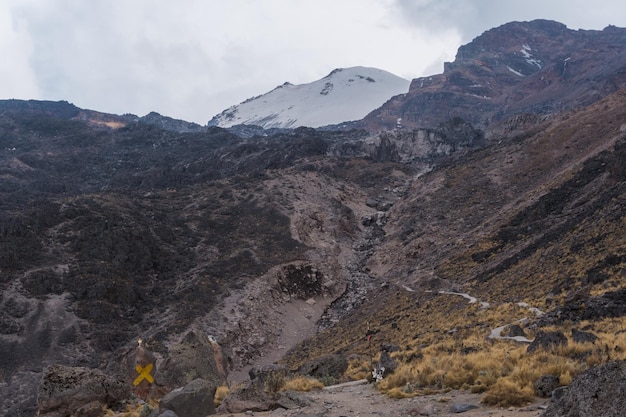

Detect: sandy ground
[220,379,549,417]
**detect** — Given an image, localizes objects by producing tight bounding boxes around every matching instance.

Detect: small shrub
[214,385,230,407]
[481,377,534,407]
[378,363,419,391]
[282,376,324,392]
[386,387,416,399]
[345,356,371,380]
[317,375,337,386]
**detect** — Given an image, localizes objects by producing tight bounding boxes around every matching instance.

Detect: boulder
[378,350,398,374]
[541,361,626,417]
[156,410,178,417]
[36,365,131,417]
[159,378,216,417]
[449,402,479,413]
[572,328,598,344]
[216,381,308,414]
[527,331,567,354]
[298,354,348,380]
[249,364,290,391]
[502,324,527,338]
[158,330,227,389]
[534,375,560,398]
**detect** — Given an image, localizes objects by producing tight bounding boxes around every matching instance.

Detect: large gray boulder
[541,361,626,417]
[36,365,131,417]
[527,331,567,354]
[157,330,227,389]
[159,378,216,417]
[217,365,307,414]
[571,328,598,344]
[298,354,348,380]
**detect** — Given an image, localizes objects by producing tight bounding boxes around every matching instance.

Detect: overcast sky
[2,0,626,124]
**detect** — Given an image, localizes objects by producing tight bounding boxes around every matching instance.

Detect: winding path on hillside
[418,288,544,343]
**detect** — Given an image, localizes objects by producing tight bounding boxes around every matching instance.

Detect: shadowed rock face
[541,361,626,417]
[361,20,626,131]
[37,365,131,417]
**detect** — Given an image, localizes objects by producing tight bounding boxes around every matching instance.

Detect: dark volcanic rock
[502,324,527,338]
[156,330,227,389]
[216,380,308,414]
[534,374,560,398]
[527,331,568,354]
[298,354,348,380]
[572,328,599,344]
[361,20,626,132]
[158,378,216,417]
[36,365,131,417]
[541,361,626,417]
[449,402,479,413]
[249,364,290,387]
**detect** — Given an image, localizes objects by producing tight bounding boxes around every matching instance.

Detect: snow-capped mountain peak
[208,66,410,129]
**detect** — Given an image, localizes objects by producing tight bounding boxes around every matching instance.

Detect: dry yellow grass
[281,376,324,392]
[373,315,626,407]
[214,385,230,407]
[481,377,535,407]
[104,400,156,417]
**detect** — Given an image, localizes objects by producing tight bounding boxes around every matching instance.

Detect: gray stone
[378,351,397,374]
[534,375,560,397]
[249,364,290,384]
[156,410,178,417]
[159,378,216,417]
[527,331,567,354]
[572,328,598,344]
[36,365,131,417]
[298,354,348,379]
[541,361,626,417]
[503,324,527,338]
[158,330,227,389]
[551,386,567,402]
[449,403,479,413]
[216,381,309,414]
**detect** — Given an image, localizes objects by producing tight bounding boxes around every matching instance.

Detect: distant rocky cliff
[361,20,626,131]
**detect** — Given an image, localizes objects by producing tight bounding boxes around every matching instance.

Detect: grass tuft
[481,377,534,407]
[282,376,324,392]
[214,385,230,407]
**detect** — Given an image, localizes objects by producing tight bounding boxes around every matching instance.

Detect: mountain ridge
[207,66,410,129]
[360,19,626,132]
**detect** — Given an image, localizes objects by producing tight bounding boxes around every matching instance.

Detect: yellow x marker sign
[133,363,154,386]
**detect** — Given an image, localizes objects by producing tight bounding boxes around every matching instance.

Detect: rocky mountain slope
[1,19,625,417]
[208,66,410,129]
[360,20,626,131]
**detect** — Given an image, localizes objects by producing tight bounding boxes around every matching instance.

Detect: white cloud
[0,2,40,99]
[392,0,626,42]
[0,0,625,123]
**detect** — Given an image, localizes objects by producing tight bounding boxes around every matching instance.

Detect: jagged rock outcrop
[297,354,348,380]
[361,20,626,132]
[217,365,308,413]
[36,365,131,417]
[541,361,626,417]
[158,378,217,417]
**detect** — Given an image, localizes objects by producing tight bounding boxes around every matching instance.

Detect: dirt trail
[222,380,548,417]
